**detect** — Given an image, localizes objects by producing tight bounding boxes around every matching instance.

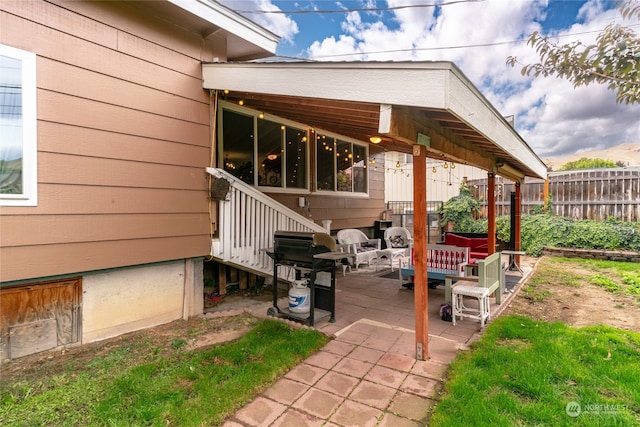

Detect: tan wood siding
[1,10,209,101]
[44,0,222,63]
[1,214,209,247]
[1,1,220,283]
[1,237,208,282]
[2,184,206,215]
[39,59,210,125]
[38,91,209,145]
[39,122,209,167]
[37,152,207,190]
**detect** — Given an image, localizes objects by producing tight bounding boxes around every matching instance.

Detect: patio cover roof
[202,61,548,181]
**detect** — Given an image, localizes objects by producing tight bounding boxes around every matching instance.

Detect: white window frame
[0,44,37,206]
[314,129,369,197]
[218,101,310,194]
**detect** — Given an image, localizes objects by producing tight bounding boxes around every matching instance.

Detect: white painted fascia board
[168,0,279,54]
[203,62,450,108]
[446,69,547,179]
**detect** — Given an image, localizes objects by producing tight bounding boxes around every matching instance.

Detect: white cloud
[234,0,640,158]
[218,0,299,43]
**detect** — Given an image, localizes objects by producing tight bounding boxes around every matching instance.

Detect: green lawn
[431,300,640,425]
[0,318,328,426]
[430,257,640,426]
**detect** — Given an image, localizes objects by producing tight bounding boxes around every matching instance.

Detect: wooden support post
[515,181,522,265]
[239,270,248,290]
[218,264,227,295]
[487,172,496,255]
[413,144,428,361]
[543,178,550,212]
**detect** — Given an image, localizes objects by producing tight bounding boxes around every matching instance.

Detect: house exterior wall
[1,0,218,283]
[0,0,222,352]
[268,147,387,231]
[82,261,191,343]
[384,152,489,204]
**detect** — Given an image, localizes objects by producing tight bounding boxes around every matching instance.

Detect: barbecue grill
[267,231,345,326]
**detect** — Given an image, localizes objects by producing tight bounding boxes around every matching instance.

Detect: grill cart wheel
[267,307,277,317]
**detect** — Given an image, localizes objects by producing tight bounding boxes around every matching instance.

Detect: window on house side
[316,133,368,194]
[0,44,37,206]
[220,103,309,191]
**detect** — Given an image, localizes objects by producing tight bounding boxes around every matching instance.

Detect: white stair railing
[206,168,326,278]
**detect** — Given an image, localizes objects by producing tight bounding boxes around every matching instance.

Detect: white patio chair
[336,229,380,270]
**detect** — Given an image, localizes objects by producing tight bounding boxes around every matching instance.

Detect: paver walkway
[211,255,533,426]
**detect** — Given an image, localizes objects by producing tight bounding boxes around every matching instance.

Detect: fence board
[468,168,640,222]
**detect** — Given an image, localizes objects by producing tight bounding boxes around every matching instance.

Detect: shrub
[438,182,480,231]
[454,213,640,256]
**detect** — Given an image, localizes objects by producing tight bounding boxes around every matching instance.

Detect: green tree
[559,157,619,170]
[507,1,640,104]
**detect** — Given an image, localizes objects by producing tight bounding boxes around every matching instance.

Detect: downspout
[207,89,219,260]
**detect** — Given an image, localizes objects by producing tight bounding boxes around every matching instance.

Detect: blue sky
[222,0,640,160]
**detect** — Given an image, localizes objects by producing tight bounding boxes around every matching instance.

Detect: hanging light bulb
[443,163,448,169]
[451,162,456,169]
[432,167,437,173]
[396,161,401,168]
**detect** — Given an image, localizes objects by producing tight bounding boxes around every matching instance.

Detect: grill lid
[274,230,336,252]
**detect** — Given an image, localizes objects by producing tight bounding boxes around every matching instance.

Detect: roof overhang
[132,0,279,61]
[202,61,548,181]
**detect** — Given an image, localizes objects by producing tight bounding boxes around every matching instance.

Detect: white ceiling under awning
[202,61,548,181]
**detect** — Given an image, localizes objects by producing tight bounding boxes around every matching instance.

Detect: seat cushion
[389,235,407,248]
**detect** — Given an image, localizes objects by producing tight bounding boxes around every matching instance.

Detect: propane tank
[288,280,310,314]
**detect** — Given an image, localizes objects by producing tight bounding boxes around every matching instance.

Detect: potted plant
[439,182,480,232]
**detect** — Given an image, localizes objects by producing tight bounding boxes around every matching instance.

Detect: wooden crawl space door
[0,277,82,360]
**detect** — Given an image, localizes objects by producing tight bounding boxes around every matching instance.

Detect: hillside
[544,142,640,170]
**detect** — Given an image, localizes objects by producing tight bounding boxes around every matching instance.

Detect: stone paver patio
[209,255,534,426]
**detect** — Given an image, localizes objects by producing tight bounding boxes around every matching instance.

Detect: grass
[519,257,640,303]
[430,315,640,426]
[430,257,640,426]
[3,257,639,426]
[0,318,327,426]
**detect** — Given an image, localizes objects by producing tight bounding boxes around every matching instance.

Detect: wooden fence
[469,167,640,222]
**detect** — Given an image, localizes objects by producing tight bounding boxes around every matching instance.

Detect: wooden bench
[446,251,503,328]
[443,232,489,260]
[399,244,470,286]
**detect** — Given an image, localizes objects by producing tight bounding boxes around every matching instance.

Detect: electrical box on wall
[298,197,306,208]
